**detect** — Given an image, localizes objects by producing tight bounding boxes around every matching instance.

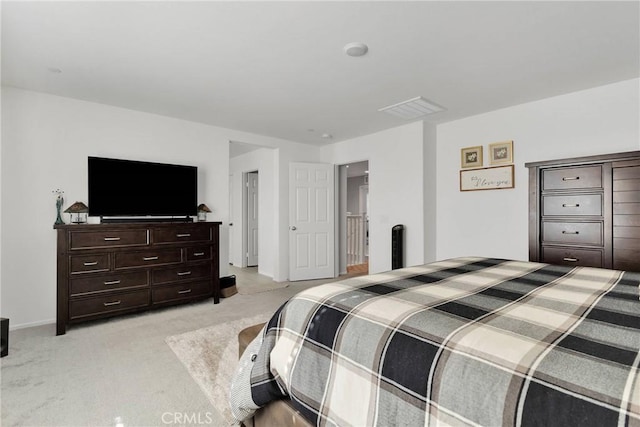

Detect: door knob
[290,226,297,231]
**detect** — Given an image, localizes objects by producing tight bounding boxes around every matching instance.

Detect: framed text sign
[460,165,514,191]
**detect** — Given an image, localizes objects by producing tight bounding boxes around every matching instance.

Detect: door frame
[246,171,259,267]
[242,170,259,268]
[229,175,234,266]
[335,160,369,276]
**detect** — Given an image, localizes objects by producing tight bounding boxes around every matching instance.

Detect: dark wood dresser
[54,221,221,335]
[526,151,640,271]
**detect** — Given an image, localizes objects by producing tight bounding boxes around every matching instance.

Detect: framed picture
[488,140,513,165]
[460,165,514,191]
[461,146,483,168]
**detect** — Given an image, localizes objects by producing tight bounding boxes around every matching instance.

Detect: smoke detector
[344,42,369,57]
[378,96,445,119]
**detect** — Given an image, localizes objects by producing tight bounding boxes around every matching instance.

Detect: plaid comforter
[231,257,640,426]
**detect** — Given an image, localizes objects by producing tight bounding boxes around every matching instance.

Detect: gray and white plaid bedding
[230,257,640,426]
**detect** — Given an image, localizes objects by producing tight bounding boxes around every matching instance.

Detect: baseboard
[9,318,55,331]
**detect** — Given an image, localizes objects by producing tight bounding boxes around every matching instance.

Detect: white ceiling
[2,1,639,146]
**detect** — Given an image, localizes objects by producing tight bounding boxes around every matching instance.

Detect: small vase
[55,196,65,225]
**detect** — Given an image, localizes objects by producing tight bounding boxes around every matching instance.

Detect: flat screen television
[88,157,197,218]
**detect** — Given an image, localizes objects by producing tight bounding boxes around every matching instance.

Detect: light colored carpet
[236,280,288,295]
[230,266,289,295]
[165,313,271,425]
[2,271,349,426]
[230,265,368,295]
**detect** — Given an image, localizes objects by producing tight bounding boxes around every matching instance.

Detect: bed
[230,257,640,426]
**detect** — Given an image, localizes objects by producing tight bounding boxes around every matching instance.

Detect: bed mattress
[230,257,640,426]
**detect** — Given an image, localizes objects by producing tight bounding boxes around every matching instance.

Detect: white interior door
[229,175,234,265]
[247,172,259,267]
[289,162,335,281]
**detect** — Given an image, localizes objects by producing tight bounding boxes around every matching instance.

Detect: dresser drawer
[541,221,603,245]
[542,194,602,216]
[70,254,110,274]
[69,289,149,320]
[542,246,603,268]
[70,229,148,250]
[70,270,148,296]
[186,246,212,261]
[151,281,211,304]
[154,226,211,244]
[151,264,211,285]
[114,249,182,269]
[542,165,602,191]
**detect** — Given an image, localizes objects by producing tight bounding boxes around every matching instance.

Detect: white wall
[436,78,640,261]
[0,87,305,328]
[321,121,426,274]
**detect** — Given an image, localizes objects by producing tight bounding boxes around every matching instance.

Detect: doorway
[338,161,369,275]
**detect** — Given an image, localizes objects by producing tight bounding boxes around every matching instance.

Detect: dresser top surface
[525,150,640,169]
[54,221,221,230]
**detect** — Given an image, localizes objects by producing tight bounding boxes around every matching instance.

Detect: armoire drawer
[69,289,150,320]
[542,246,603,268]
[541,221,603,246]
[542,165,602,191]
[542,194,602,217]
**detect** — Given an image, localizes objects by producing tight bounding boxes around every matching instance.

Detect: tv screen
[88,157,197,217]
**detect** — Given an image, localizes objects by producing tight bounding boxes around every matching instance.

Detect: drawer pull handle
[178,289,192,294]
[193,252,205,257]
[563,257,579,262]
[562,204,580,208]
[143,256,159,261]
[104,237,121,241]
[103,300,122,307]
[83,261,99,266]
[562,176,580,181]
[562,231,579,235]
[104,280,121,285]
[177,271,192,276]
[176,233,191,238]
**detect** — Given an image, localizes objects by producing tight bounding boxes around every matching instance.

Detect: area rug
[165,313,271,424]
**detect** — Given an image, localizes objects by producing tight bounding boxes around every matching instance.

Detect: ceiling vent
[378,96,445,119]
